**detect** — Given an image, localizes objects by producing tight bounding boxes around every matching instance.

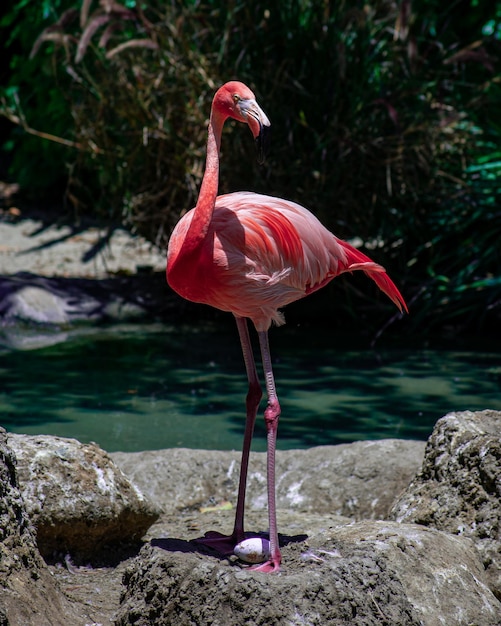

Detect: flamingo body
[166,81,407,572]
[167,191,406,331]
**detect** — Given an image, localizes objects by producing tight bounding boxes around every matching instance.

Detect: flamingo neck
[184,110,225,251]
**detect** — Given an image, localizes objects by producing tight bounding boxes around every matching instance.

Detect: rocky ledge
[0,213,193,354]
[1,410,501,625]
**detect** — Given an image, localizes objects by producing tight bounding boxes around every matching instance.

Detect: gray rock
[389,409,501,598]
[3,423,501,626]
[4,285,70,324]
[8,433,160,562]
[0,428,85,625]
[0,218,164,279]
[116,519,501,626]
[111,439,425,520]
[0,272,176,333]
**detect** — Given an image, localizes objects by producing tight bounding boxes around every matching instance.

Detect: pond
[1,323,500,452]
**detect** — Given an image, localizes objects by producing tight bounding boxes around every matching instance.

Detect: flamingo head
[213,81,271,163]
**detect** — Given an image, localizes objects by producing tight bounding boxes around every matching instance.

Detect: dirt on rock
[115,513,501,626]
[41,506,501,626]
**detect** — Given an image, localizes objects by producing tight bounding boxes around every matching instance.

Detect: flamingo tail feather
[339,240,408,313]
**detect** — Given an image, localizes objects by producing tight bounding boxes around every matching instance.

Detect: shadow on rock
[152,531,309,562]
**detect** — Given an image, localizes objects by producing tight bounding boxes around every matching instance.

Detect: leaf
[105,38,158,59]
[75,13,112,62]
[80,0,94,28]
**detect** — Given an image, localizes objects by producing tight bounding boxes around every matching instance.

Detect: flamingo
[167,81,407,573]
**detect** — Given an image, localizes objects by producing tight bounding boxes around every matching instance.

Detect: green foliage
[1,0,500,335]
[0,1,75,192]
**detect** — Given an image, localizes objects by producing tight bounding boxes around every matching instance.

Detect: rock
[8,433,160,562]
[0,428,85,625]
[116,519,501,626]
[111,439,425,520]
[0,271,174,330]
[389,410,501,598]
[0,216,178,330]
[4,285,70,324]
[3,425,501,625]
[0,218,165,279]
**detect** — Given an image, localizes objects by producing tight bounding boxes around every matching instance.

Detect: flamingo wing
[168,192,406,330]
[205,193,351,328]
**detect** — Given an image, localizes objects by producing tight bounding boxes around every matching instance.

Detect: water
[1,323,500,452]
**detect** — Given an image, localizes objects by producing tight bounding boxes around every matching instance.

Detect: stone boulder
[116,518,501,626]
[0,428,85,625]
[111,438,425,521]
[389,410,501,598]
[4,285,70,324]
[8,433,160,562]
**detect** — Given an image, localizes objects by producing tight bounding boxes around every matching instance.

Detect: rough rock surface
[0,272,172,326]
[8,433,160,562]
[0,216,165,279]
[116,518,501,626]
[0,215,180,347]
[3,414,501,625]
[0,428,86,625]
[111,439,426,520]
[389,409,501,598]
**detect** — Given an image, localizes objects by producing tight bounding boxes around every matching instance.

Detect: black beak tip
[256,125,271,165]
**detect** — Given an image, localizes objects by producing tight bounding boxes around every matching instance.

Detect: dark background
[1,0,500,344]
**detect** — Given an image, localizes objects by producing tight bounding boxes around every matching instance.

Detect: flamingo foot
[192,531,242,556]
[247,556,281,573]
[244,541,281,573]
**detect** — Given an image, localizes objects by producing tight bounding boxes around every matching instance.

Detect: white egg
[234,537,271,564]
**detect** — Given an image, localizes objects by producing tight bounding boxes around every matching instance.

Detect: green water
[0,323,500,452]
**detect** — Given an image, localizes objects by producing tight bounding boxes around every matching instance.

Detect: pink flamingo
[167,81,407,572]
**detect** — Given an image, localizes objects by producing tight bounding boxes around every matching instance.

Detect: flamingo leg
[247,329,282,572]
[233,316,263,537]
[194,316,262,554]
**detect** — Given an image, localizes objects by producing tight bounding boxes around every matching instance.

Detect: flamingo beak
[255,121,271,165]
[240,99,271,164]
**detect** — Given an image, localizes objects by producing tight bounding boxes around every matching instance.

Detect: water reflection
[0,323,499,452]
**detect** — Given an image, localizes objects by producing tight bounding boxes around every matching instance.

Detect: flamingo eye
[232,94,240,104]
